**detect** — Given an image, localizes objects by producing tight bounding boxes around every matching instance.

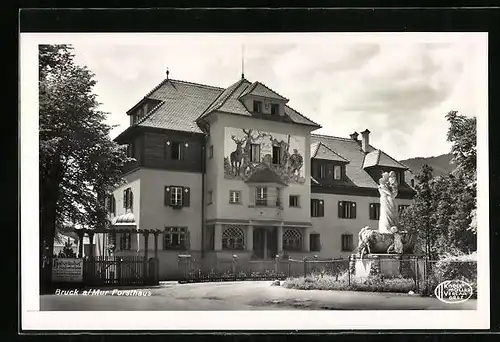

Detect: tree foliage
[400,111,477,258]
[39,44,131,290]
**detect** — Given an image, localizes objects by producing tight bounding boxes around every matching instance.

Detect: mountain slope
[400,153,455,177]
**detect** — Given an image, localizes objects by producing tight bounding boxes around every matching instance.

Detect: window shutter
[183,187,190,207]
[312,162,318,179]
[123,190,127,208]
[112,197,116,214]
[351,202,356,219]
[319,200,324,217]
[338,201,342,218]
[310,199,314,216]
[185,229,191,249]
[129,191,134,211]
[165,186,171,206]
[180,143,185,161]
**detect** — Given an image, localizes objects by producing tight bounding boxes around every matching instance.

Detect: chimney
[349,131,359,141]
[360,129,371,153]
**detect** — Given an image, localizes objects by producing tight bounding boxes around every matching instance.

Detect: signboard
[52,258,83,282]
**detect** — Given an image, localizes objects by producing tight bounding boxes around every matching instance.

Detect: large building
[105,74,415,279]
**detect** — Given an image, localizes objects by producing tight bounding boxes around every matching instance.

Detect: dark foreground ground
[40,281,477,311]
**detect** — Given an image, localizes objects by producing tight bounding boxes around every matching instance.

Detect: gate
[84,256,159,286]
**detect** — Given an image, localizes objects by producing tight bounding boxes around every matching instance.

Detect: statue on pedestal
[357,171,415,258]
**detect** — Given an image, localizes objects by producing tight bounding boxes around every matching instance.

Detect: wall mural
[223,127,306,184]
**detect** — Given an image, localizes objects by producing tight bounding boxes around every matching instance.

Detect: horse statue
[357,225,416,260]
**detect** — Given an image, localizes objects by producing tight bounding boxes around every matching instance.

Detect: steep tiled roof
[363,149,408,170]
[311,141,349,163]
[311,134,378,188]
[197,78,320,128]
[362,150,380,168]
[137,79,223,133]
[239,81,289,101]
[126,77,320,135]
[199,79,249,118]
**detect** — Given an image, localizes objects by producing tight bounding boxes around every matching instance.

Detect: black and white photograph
[20,31,489,330]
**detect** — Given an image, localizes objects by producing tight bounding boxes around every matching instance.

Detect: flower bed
[282,272,416,293]
[178,269,288,284]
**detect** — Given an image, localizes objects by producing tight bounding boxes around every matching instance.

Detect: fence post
[348,255,351,286]
[413,257,417,293]
[117,257,122,285]
[232,254,238,279]
[303,257,308,278]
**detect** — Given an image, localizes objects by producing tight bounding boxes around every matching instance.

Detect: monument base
[351,254,426,279]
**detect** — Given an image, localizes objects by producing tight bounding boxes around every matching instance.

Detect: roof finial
[241,44,245,79]
[166,67,170,80]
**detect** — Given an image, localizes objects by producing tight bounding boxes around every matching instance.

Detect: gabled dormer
[310,142,350,184]
[362,149,409,185]
[127,98,163,126]
[238,81,289,118]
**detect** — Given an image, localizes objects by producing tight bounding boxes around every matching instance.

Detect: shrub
[426,253,477,298]
[282,272,415,293]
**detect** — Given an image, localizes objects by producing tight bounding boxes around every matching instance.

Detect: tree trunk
[39,157,62,294]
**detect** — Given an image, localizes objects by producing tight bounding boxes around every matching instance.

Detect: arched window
[283,228,302,251]
[222,225,245,250]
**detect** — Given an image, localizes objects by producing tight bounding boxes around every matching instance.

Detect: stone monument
[352,171,424,279]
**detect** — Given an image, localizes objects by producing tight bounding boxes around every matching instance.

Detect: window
[270,103,279,115]
[334,165,342,180]
[396,171,403,184]
[310,234,321,252]
[207,191,213,204]
[253,100,262,113]
[119,232,132,250]
[165,186,190,207]
[255,187,267,206]
[341,234,354,252]
[289,195,300,208]
[229,190,241,204]
[171,142,182,160]
[127,143,135,158]
[250,144,260,162]
[338,201,356,219]
[106,195,116,215]
[163,227,189,250]
[369,203,380,220]
[311,199,324,217]
[222,225,244,250]
[209,145,214,159]
[319,164,326,179]
[276,188,281,207]
[283,228,302,251]
[272,145,281,164]
[123,188,133,211]
[171,186,183,206]
[410,179,415,187]
[398,205,410,215]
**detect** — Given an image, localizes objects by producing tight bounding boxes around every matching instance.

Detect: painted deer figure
[230,135,246,176]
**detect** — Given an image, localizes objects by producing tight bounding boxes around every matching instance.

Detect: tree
[39,45,131,293]
[446,110,477,234]
[400,111,477,259]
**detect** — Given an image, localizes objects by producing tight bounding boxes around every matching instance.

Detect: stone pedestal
[352,254,426,279]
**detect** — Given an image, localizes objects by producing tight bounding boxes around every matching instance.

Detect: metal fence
[177,254,477,297]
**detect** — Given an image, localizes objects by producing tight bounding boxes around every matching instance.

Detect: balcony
[249,200,283,221]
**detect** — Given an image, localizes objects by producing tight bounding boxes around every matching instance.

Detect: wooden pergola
[73,227,163,259]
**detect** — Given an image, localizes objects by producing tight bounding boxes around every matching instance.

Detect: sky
[62,33,486,160]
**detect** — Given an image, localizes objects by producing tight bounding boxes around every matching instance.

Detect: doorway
[253,228,277,260]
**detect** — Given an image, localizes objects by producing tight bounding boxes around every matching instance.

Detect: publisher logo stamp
[434,280,473,304]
